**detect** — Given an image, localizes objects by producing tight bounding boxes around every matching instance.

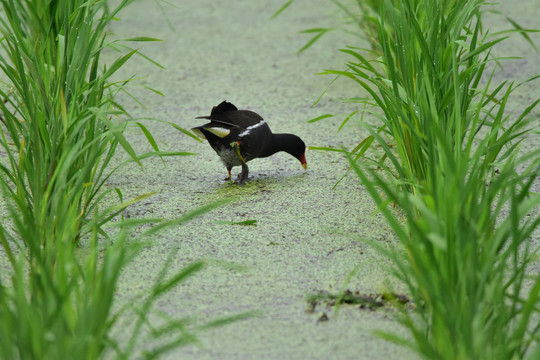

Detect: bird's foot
[234,177,248,185]
[234,172,249,185]
[234,164,249,185]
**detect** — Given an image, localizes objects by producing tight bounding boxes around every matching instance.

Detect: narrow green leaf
[270,0,294,20]
[505,17,538,50]
[142,85,165,96]
[177,125,205,142]
[136,122,160,152]
[351,135,374,155]
[307,114,334,123]
[122,37,163,42]
[142,198,234,237]
[134,151,195,162]
[299,28,331,34]
[142,118,203,143]
[298,29,328,53]
[198,310,260,330]
[215,219,258,226]
[134,50,166,69]
[104,49,137,79]
[337,110,359,132]
[153,262,205,297]
[308,146,348,153]
[113,130,142,167]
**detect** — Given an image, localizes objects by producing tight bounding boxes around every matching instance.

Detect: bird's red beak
[300,153,307,169]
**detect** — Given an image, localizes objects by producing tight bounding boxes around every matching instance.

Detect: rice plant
[0,0,192,246]
[0,0,244,358]
[279,0,540,358]
[331,0,540,358]
[315,0,537,194]
[0,194,245,359]
[350,135,540,359]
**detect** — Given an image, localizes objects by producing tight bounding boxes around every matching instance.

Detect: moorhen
[192,101,307,184]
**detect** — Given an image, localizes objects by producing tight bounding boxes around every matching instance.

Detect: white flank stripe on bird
[238,120,266,137]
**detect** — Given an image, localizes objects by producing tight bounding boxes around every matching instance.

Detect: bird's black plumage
[192,101,307,184]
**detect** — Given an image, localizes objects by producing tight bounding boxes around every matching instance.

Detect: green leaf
[215,219,258,226]
[505,16,538,50]
[134,151,195,162]
[307,114,334,123]
[270,0,294,20]
[134,50,166,69]
[142,85,165,96]
[350,135,374,155]
[143,198,234,237]
[113,129,142,167]
[298,28,330,53]
[122,37,163,42]
[104,49,137,79]
[165,120,205,143]
[153,261,205,297]
[337,110,359,132]
[308,146,348,153]
[299,27,331,34]
[136,122,160,152]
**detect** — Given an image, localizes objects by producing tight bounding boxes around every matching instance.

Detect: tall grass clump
[316,0,538,196]
[320,0,540,358]
[0,196,240,359]
[278,0,540,358]
[0,0,185,245]
[0,0,243,358]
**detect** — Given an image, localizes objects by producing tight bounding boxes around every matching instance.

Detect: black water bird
[192,101,307,184]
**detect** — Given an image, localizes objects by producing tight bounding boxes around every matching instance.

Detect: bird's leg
[236,163,249,185]
[224,166,232,181]
[231,141,248,185]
